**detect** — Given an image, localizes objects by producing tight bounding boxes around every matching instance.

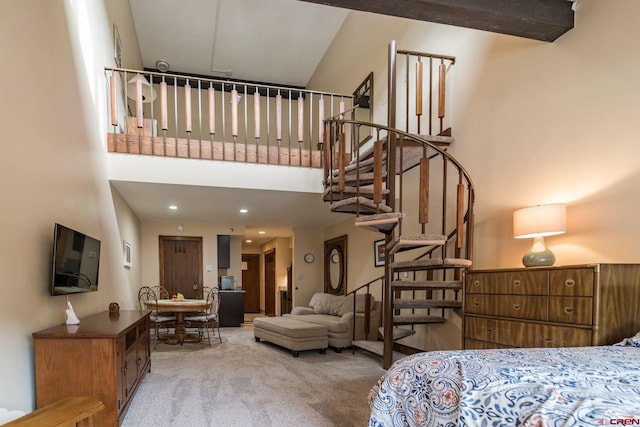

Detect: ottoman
[253,317,328,357]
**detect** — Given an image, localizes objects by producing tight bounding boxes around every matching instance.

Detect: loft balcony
[105,68,355,169]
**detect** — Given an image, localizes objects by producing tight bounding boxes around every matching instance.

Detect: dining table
[144,298,211,345]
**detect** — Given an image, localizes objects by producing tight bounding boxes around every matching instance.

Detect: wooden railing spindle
[135,76,143,129]
[373,140,383,204]
[419,157,429,225]
[160,80,168,131]
[208,85,215,136]
[438,61,446,122]
[185,80,192,134]
[109,74,117,127]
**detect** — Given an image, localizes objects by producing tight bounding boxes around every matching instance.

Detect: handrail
[104,67,353,168]
[322,118,475,192]
[347,276,384,347]
[4,396,104,427]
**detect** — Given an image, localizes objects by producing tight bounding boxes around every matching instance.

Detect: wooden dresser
[32,310,150,427]
[463,264,640,349]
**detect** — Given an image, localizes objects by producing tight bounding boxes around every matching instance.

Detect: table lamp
[513,203,566,267]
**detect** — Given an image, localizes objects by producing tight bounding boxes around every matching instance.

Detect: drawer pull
[473,302,480,307]
[564,307,574,314]
[513,280,521,287]
[473,280,480,287]
[565,279,575,287]
[512,304,521,310]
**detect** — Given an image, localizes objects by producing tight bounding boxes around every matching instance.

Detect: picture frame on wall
[374,239,385,267]
[114,24,122,67]
[123,240,132,268]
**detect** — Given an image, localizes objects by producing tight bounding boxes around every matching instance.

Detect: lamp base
[522,236,556,267]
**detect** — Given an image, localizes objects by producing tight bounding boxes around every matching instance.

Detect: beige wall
[316,0,640,270]
[6,0,640,414]
[309,0,640,350]
[140,222,244,290]
[292,227,325,306]
[0,0,143,411]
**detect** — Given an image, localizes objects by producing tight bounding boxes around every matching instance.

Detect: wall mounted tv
[51,223,101,296]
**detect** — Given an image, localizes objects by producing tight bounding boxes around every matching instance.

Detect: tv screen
[51,223,101,296]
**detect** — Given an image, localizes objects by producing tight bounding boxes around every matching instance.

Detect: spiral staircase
[322,41,475,369]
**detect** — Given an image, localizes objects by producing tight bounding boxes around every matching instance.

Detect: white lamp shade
[513,203,566,239]
[126,74,157,103]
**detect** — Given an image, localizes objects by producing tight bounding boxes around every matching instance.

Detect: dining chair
[138,286,176,348]
[151,285,170,299]
[185,286,222,346]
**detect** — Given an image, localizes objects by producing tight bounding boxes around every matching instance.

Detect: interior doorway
[242,254,260,313]
[264,249,276,316]
[159,236,203,298]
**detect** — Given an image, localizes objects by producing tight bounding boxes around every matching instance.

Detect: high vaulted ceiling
[122,0,574,246]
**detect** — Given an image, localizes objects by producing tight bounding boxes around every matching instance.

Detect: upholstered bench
[253,316,328,357]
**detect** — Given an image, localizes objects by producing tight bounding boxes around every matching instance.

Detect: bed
[369,335,640,426]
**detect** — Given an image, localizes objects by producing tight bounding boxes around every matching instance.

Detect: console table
[463,264,640,349]
[32,310,150,427]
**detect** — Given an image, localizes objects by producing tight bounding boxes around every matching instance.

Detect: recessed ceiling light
[240,208,248,214]
[169,205,178,210]
[258,231,266,235]
[246,239,252,243]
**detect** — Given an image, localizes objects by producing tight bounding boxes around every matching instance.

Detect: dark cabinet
[217,235,230,269]
[219,290,244,326]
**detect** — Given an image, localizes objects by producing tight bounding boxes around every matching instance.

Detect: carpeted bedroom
[121,322,386,426]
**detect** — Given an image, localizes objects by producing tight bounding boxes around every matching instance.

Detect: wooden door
[264,249,276,316]
[242,254,260,313]
[159,236,203,298]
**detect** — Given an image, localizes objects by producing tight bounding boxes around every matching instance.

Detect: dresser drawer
[491,295,547,320]
[492,319,592,348]
[465,273,490,294]
[491,271,548,295]
[464,316,498,342]
[549,268,593,296]
[464,338,511,349]
[549,296,592,325]
[465,295,491,315]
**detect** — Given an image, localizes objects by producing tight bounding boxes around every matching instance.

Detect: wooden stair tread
[390,257,472,271]
[394,298,462,309]
[330,197,393,214]
[412,134,455,145]
[323,185,390,202]
[378,326,416,340]
[325,171,387,186]
[392,280,462,290]
[354,212,404,232]
[393,315,447,325]
[388,234,447,254]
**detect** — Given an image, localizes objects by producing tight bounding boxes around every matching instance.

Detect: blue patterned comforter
[369,346,640,426]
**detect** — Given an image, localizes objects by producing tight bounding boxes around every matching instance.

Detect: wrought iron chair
[138,285,176,348]
[185,286,222,346]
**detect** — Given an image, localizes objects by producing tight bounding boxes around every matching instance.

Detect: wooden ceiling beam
[299,0,574,42]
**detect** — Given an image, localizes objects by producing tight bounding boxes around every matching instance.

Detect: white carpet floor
[121,323,387,427]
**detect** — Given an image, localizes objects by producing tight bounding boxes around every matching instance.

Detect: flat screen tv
[51,223,101,296]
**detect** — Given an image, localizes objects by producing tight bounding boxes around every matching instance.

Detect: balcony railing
[105,67,354,168]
